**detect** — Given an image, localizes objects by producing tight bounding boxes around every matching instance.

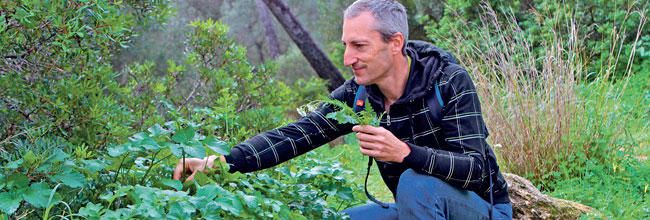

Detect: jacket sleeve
[402,66,489,191]
[224,83,355,173]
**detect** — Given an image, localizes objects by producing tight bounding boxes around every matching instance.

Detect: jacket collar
[363,40,457,108]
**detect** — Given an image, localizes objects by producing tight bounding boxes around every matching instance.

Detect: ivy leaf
[160,179,182,191]
[129,132,149,142]
[108,143,133,157]
[4,159,23,169]
[82,159,107,172]
[0,191,22,215]
[215,196,243,216]
[169,142,205,163]
[44,148,68,164]
[172,127,196,144]
[23,183,51,208]
[196,184,228,200]
[51,168,86,188]
[168,143,183,158]
[203,136,230,155]
[78,202,104,218]
[6,173,29,189]
[185,141,206,158]
[148,124,170,136]
[168,201,196,219]
[238,192,259,209]
[138,136,161,151]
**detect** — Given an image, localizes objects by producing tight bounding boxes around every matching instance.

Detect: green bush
[1,1,359,218]
[0,0,174,149]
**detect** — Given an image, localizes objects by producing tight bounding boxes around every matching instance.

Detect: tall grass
[434,1,647,186]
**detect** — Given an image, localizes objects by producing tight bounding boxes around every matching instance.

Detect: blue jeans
[343,169,512,220]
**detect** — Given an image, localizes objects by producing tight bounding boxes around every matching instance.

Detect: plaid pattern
[224,41,510,204]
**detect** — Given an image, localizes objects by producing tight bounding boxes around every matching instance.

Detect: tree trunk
[256,0,281,59]
[504,173,599,219]
[261,0,345,91]
[519,0,535,13]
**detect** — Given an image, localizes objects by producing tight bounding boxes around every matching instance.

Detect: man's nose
[343,48,357,66]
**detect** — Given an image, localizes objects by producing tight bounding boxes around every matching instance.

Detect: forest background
[0,0,648,219]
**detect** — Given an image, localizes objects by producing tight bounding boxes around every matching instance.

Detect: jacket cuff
[402,142,431,170]
[223,147,244,173]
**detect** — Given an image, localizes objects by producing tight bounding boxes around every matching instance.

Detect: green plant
[1,2,361,218]
[298,98,384,127]
[0,0,174,149]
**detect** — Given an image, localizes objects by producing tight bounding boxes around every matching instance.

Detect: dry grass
[439,1,647,182]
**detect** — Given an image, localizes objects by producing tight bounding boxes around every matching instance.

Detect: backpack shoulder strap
[426,81,445,123]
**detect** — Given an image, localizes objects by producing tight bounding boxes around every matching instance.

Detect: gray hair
[344,0,409,54]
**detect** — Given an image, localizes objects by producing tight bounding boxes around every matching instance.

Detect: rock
[504,173,598,219]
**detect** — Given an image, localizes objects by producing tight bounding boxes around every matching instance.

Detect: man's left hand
[352,125,411,163]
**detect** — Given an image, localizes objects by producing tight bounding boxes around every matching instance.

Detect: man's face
[342,12,394,85]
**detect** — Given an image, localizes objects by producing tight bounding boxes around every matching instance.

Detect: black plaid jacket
[224,41,510,204]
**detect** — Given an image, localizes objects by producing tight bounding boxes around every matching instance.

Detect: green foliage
[0,0,175,149]
[298,98,384,127]
[1,1,358,218]
[551,150,649,218]
[426,0,649,80]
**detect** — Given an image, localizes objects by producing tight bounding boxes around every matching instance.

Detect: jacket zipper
[386,113,391,126]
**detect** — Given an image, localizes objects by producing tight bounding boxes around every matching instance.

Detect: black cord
[364,157,390,209]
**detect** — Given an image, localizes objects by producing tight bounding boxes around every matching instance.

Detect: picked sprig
[298,99,384,127]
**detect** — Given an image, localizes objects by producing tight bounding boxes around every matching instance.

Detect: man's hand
[172,155,224,181]
[352,125,411,163]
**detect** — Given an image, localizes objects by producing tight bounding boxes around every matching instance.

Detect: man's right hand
[172,155,225,181]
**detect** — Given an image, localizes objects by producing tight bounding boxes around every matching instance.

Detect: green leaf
[326,111,358,125]
[108,143,132,157]
[4,159,23,169]
[214,196,243,216]
[172,127,196,144]
[6,173,29,189]
[168,143,183,158]
[184,141,206,158]
[0,192,22,215]
[161,179,182,191]
[23,151,38,166]
[203,136,230,155]
[168,201,195,219]
[44,148,68,164]
[148,124,170,136]
[196,184,229,200]
[82,159,107,172]
[23,183,51,208]
[78,202,104,218]
[0,174,5,191]
[129,132,149,142]
[238,192,258,209]
[170,142,205,158]
[51,169,86,188]
[138,136,161,151]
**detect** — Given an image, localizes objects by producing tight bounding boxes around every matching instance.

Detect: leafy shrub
[0,0,174,149]
[1,2,358,218]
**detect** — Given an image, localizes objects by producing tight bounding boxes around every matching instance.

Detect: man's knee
[396,169,454,199]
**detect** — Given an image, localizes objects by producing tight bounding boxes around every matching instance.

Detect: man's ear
[390,32,405,55]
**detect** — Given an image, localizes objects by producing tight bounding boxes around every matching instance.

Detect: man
[173,0,512,219]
